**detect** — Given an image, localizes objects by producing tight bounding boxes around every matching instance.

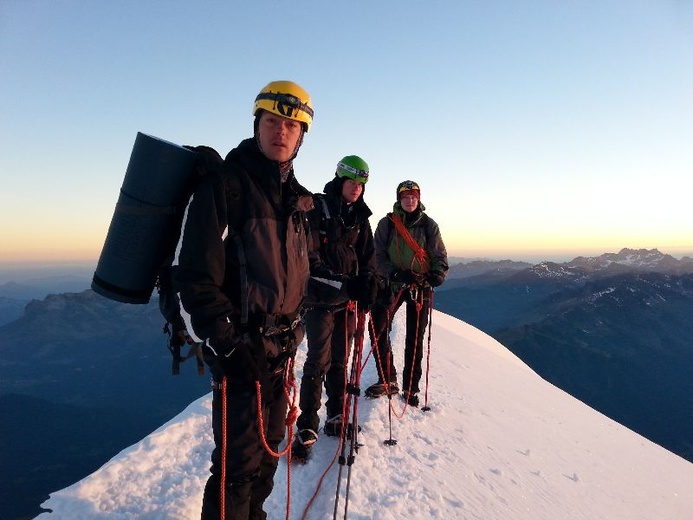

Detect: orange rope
[368,288,424,420]
[390,289,424,418]
[389,213,429,272]
[301,304,364,520]
[255,375,297,458]
[253,358,299,520]
[300,435,343,519]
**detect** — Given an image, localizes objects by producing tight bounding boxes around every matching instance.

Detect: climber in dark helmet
[291,155,377,462]
[366,180,448,408]
[174,80,315,520]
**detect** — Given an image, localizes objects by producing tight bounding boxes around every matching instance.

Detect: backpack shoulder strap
[316,194,330,220]
[314,194,333,243]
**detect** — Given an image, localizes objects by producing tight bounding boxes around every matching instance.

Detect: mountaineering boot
[291,429,318,464]
[323,414,342,437]
[323,414,361,439]
[402,391,419,407]
[365,381,399,399]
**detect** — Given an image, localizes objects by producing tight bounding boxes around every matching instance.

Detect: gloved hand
[346,273,378,310]
[206,318,261,380]
[426,270,445,288]
[227,339,261,381]
[392,269,424,285]
[362,275,379,310]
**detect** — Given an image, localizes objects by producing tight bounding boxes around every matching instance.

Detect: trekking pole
[342,308,366,519]
[333,306,366,519]
[332,307,354,519]
[422,290,434,412]
[394,285,423,419]
[383,342,398,446]
[380,301,399,446]
[384,394,397,445]
[332,436,347,519]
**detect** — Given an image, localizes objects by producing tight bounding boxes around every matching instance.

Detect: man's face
[256,111,303,162]
[341,178,364,204]
[400,193,419,213]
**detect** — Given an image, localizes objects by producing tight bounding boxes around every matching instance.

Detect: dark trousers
[297,306,355,432]
[201,363,288,520]
[370,287,430,394]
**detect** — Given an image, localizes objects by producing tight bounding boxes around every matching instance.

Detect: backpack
[157,145,225,375]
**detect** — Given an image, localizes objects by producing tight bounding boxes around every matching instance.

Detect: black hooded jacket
[304,176,376,307]
[174,137,314,346]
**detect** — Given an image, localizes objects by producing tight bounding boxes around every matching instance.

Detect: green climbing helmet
[336,155,369,184]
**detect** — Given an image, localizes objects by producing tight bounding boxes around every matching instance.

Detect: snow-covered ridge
[36,311,693,520]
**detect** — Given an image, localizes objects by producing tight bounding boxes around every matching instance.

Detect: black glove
[346,273,378,310]
[426,270,445,288]
[206,319,261,380]
[371,275,393,306]
[227,339,261,382]
[392,269,423,285]
[363,275,379,310]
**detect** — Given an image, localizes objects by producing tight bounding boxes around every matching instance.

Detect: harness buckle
[256,309,305,338]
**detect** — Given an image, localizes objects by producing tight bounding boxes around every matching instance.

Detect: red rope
[390,289,423,419]
[253,358,299,520]
[368,288,424,419]
[255,375,297,457]
[390,302,421,419]
[300,436,342,520]
[368,289,404,382]
[301,304,366,520]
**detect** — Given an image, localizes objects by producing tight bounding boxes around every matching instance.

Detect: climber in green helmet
[292,155,377,462]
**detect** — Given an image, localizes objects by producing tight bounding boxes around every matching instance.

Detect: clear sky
[1,0,692,264]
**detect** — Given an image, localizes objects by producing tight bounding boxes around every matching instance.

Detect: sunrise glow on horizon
[1,2,691,266]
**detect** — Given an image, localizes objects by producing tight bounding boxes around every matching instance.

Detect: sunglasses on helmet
[338,162,369,180]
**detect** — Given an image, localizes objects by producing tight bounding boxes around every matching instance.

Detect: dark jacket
[374,202,448,285]
[174,138,314,349]
[305,177,376,308]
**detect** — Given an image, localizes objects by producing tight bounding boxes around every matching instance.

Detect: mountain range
[0,290,210,520]
[435,248,693,463]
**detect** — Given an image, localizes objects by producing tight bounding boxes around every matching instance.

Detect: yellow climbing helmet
[253,80,314,132]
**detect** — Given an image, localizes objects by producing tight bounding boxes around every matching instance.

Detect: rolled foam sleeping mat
[92,132,198,304]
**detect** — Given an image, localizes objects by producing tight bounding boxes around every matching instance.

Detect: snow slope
[36,311,693,519]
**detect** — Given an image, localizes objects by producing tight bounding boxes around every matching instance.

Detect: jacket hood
[228,138,312,205]
[323,175,366,199]
[322,176,372,222]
